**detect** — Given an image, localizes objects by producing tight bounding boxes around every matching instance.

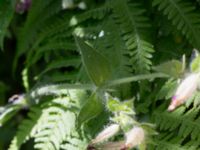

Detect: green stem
[107,73,169,86]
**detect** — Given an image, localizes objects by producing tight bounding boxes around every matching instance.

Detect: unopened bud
[125,126,145,149]
[168,73,200,111]
[91,124,120,144]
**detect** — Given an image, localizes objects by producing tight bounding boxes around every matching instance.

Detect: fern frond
[37,57,81,78]
[33,106,76,150]
[152,133,186,150]
[17,0,61,54]
[75,4,110,22]
[0,0,14,49]
[61,136,87,150]
[8,107,42,150]
[153,105,200,148]
[156,79,177,100]
[154,106,186,131]
[178,107,200,140]
[153,0,200,48]
[112,0,154,73]
[9,90,88,150]
[152,132,200,150]
[14,0,62,71]
[28,42,76,67]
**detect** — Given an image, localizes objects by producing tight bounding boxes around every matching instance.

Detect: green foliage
[153,60,184,78]
[153,0,200,49]
[1,0,200,149]
[78,93,103,125]
[75,36,112,86]
[9,90,88,150]
[191,55,200,73]
[0,0,15,49]
[112,0,155,73]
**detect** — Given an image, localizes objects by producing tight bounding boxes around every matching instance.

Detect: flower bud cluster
[89,124,145,150]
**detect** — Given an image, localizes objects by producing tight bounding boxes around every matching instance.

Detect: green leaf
[74,36,112,86]
[153,60,183,78]
[78,93,103,125]
[0,0,14,49]
[191,56,200,73]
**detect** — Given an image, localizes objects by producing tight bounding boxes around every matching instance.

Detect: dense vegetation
[1,0,200,149]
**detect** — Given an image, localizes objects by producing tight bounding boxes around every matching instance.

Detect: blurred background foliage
[1,0,200,149]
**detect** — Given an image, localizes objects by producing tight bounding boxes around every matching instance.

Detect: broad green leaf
[153,60,183,78]
[74,36,112,86]
[78,93,103,125]
[0,0,14,49]
[191,56,200,73]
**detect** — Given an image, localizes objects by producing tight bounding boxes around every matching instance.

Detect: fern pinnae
[27,39,77,67]
[112,0,154,73]
[14,0,62,71]
[8,107,42,150]
[16,0,58,55]
[153,133,186,150]
[9,96,81,150]
[178,107,200,140]
[153,104,200,148]
[0,0,15,49]
[153,0,200,48]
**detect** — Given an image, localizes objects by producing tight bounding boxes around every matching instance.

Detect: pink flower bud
[125,126,145,149]
[91,124,120,144]
[168,73,200,111]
